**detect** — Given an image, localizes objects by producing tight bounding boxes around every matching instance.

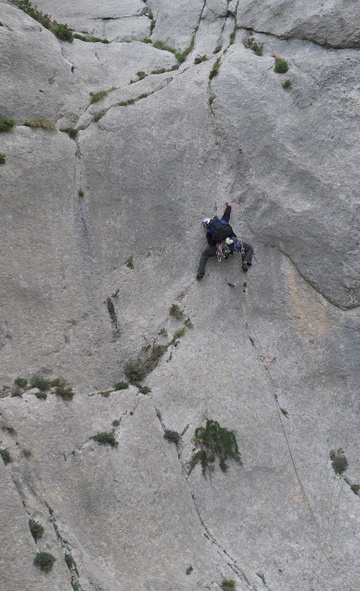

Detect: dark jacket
[206,206,236,246]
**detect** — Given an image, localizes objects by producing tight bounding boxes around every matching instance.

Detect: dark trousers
[198,242,253,275]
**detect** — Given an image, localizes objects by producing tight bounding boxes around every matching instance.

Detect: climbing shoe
[242,261,249,272]
[196,271,204,280]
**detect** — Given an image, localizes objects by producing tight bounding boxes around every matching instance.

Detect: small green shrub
[282,79,291,89]
[137,71,146,79]
[126,257,134,269]
[65,553,74,569]
[186,565,193,575]
[112,419,120,427]
[92,431,118,447]
[229,31,236,45]
[351,484,360,495]
[0,117,16,132]
[151,68,166,75]
[209,57,221,80]
[114,381,129,391]
[90,87,116,104]
[52,23,73,42]
[274,58,288,73]
[190,419,242,477]
[194,55,208,64]
[280,407,288,417]
[169,304,183,319]
[221,580,236,591]
[213,44,222,54]
[124,362,148,384]
[24,118,57,130]
[30,375,50,391]
[72,583,79,591]
[164,430,180,444]
[118,99,135,106]
[54,382,74,401]
[34,551,56,572]
[11,0,51,29]
[141,38,152,44]
[332,454,348,475]
[0,449,12,465]
[35,391,47,400]
[78,188,84,197]
[138,386,151,394]
[14,377,28,388]
[61,127,78,139]
[29,519,44,542]
[0,153,6,164]
[173,327,187,340]
[74,33,108,43]
[243,37,263,56]
[139,93,149,100]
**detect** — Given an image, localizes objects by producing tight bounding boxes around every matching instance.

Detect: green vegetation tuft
[29,519,44,542]
[0,153,6,164]
[190,419,242,477]
[74,33,109,43]
[221,580,236,591]
[209,57,221,80]
[243,37,263,56]
[138,386,151,394]
[213,44,222,54]
[65,553,74,569]
[118,99,135,106]
[164,430,180,444]
[35,391,47,400]
[194,55,208,64]
[90,87,116,104]
[169,304,184,319]
[282,79,291,89]
[78,188,84,197]
[186,565,193,575]
[11,1,73,41]
[173,327,187,340]
[14,377,28,388]
[112,419,120,427]
[126,257,134,268]
[0,449,12,465]
[92,431,118,447]
[0,116,16,132]
[124,361,148,384]
[30,375,51,391]
[114,381,129,391]
[52,23,73,41]
[24,118,57,130]
[53,381,74,400]
[34,551,56,572]
[139,93,149,100]
[332,454,348,475]
[151,68,166,75]
[274,58,288,73]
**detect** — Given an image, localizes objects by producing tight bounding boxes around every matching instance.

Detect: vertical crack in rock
[153,404,259,591]
[106,296,121,339]
[240,281,357,591]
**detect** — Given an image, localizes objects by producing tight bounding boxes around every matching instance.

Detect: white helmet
[202,218,211,228]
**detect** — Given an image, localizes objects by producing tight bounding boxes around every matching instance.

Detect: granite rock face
[0,1,359,591]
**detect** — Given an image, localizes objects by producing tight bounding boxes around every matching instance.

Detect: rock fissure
[240,288,357,591]
[263,244,359,310]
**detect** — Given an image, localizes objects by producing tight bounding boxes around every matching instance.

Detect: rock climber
[196,200,253,279]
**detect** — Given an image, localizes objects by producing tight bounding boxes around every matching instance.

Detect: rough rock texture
[0,1,359,591]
